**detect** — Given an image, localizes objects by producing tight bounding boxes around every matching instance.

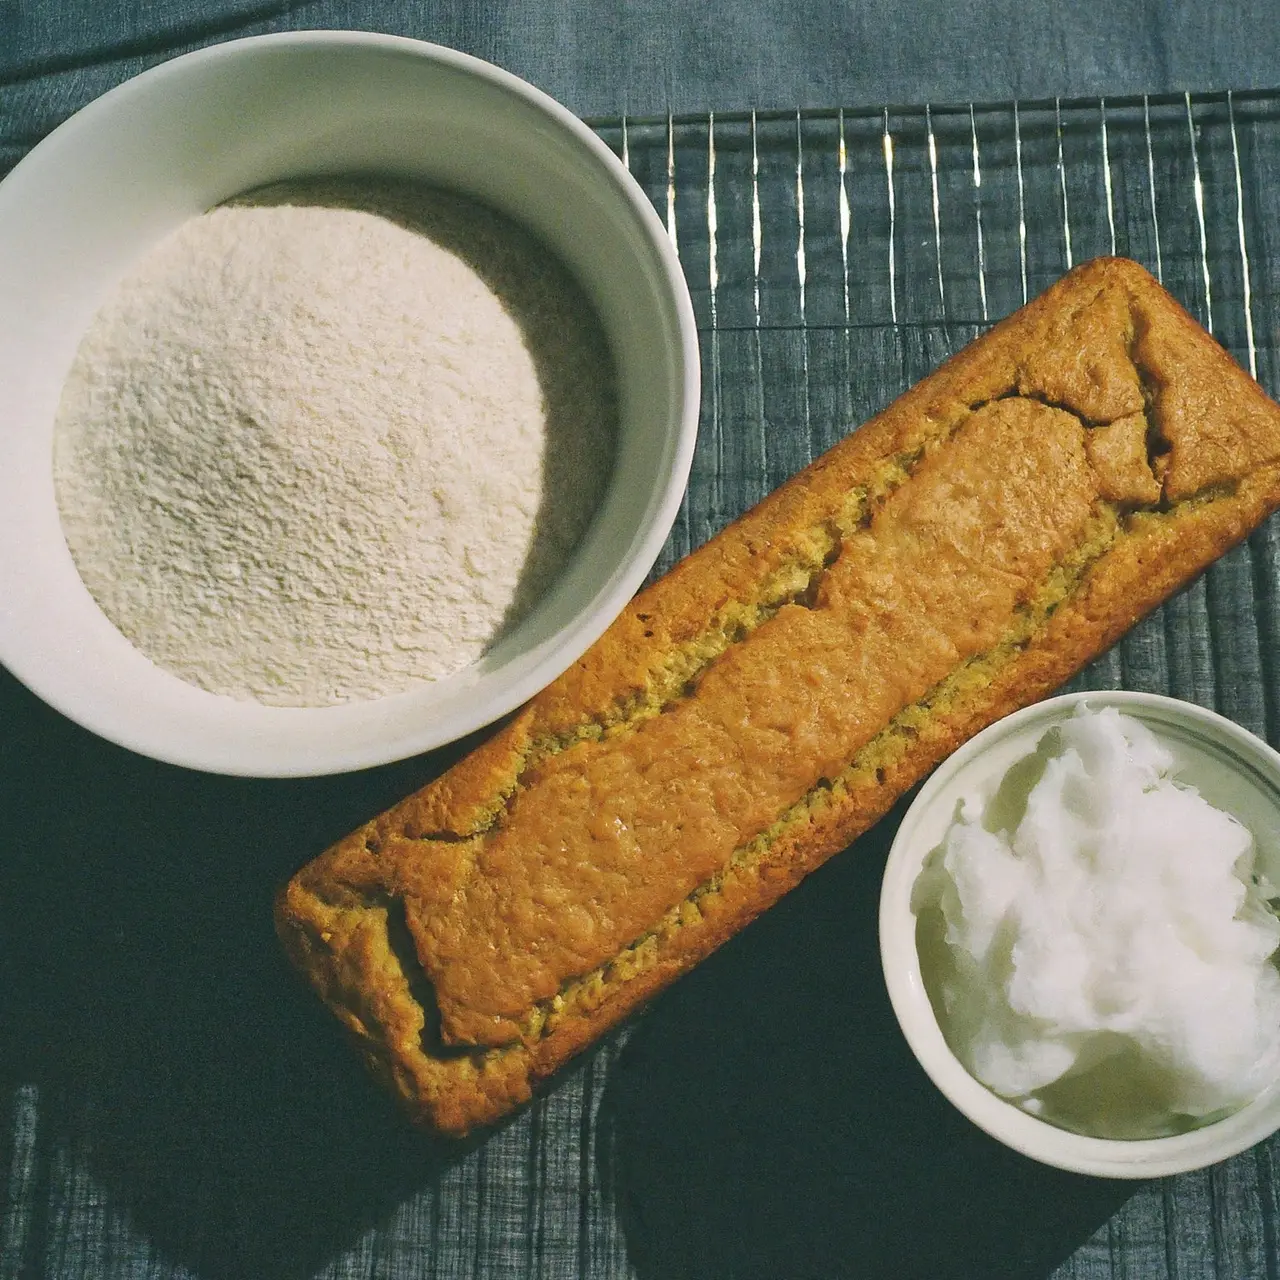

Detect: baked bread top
[278,257,1280,1133]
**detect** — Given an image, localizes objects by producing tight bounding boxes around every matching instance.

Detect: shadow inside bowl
[598,809,1133,1280]
[0,665,494,1279]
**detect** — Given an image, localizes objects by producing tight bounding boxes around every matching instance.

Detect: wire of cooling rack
[1229,92,1259,377]
[969,102,989,321]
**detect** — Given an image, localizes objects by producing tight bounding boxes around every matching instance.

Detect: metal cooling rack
[591,94,1280,572]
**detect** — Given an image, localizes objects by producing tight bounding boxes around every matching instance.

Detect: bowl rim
[879,688,1280,1178]
[0,29,701,777]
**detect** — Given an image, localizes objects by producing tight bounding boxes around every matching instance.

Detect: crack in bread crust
[391,393,1147,854]
[389,399,1162,860]
[380,390,1169,859]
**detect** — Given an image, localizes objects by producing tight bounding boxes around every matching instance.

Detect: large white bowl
[0,32,699,776]
[880,690,1280,1178]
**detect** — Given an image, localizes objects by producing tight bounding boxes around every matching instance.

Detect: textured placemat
[5,92,1280,1280]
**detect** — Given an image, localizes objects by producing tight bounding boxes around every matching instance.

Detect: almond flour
[52,179,616,706]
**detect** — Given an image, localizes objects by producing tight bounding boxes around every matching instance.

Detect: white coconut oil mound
[914,705,1280,1138]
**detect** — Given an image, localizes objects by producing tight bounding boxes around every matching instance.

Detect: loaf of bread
[276,258,1280,1136]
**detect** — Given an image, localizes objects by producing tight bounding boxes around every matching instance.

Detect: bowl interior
[0,33,698,775]
[879,690,1280,1178]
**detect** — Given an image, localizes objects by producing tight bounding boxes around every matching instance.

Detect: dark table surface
[6,5,1280,1278]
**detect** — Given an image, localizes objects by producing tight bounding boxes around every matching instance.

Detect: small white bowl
[880,690,1280,1178]
[0,32,699,776]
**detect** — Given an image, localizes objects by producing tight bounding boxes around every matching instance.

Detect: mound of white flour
[53,180,615,706]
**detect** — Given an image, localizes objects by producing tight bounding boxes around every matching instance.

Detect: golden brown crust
[275,257,1280,1135]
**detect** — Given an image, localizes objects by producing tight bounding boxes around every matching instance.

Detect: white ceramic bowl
[880,690,1280,1178]
[0,31,699,776]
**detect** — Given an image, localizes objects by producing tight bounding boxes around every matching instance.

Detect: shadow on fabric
[0,667,483,1280]
[598,811,1133,1280]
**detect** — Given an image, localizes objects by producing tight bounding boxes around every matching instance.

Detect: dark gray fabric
[4,8,1280,1280]
[3,1,1280,174]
